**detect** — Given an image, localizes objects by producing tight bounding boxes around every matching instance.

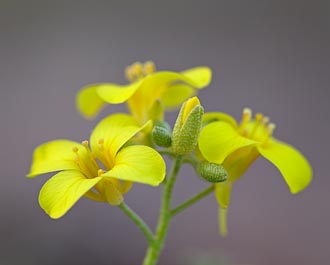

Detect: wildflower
[27,114,166,219]
[76,61,211,124]
[198,108,312,235]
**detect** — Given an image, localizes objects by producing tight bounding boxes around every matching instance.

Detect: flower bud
[172,97,204,155]
[152,121,172,147]
[197,162,228,183]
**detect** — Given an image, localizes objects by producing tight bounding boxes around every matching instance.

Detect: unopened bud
[152,121,172,147]
[172,97,204,155]
[197,162,228,183]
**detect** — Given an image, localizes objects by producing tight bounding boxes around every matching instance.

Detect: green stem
[118,202,155,245]
[143,157,182,265]
[170,185,215,217]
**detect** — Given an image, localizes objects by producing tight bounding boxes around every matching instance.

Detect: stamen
[243,107,252,121]
[267,123,276,136]
[143,61,156,75]
[238,107,252,133]
[72,146,79,153]
[255,113,263,122]
[249,113,263,139]
[81,140,89,147]
[125,66,134,81]
[98,138,105,150]
[262,116,270,126]
[98,169,105,176]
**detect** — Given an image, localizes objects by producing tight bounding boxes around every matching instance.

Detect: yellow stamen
[261,123,276,145]
[267,123,276,136]
[71,146,94,178]
[97,138,114,169]
[249,113,263,139]
[72,146,79,153]
[262,116,270,126]
[238,107,252,133]
[81,140,99,169]
[98,138,105,150]
[125,66,134,82]
[143,61,156,75]
[98,169,105,176]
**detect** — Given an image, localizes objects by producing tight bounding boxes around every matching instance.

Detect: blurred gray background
[1,1,329,264]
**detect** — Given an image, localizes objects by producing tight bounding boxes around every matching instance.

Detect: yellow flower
[27,114,166,219]
[76,61,212,124]
[198,109,312,235]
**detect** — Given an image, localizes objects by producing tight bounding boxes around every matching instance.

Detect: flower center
[72,140,100,178]
[238,107,276,145]
[125,61,156,82]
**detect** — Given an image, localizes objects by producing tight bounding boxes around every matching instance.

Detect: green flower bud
[172,97,204,155]
[197,162,228,183]
[152,121,172,147]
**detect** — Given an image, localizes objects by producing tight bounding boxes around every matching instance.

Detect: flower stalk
[143,157,182,265]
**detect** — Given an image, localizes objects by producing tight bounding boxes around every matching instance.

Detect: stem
[170,185,214,216]
[143,157,182,265]
[118,202,155,245]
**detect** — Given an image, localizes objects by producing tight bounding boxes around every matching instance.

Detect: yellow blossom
[27,114,166,219]
[76,61,212,124]
[198,109,312,235]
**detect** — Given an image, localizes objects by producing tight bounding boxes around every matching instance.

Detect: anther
[255,113,263,122]
[98,138,105,150]
[267,123,276,136]
[82,140,89,147]
[98,169,105,176]
[238,107,252,133]
[125,66,134,81]
[262,116,270,126]
[143,61,156,75]
[130,62,143,78]
[72,146,79,153]
[242,107,252,122]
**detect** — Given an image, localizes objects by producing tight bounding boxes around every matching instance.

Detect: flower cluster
[27,61,312,262]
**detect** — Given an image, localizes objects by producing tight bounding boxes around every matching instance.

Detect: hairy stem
[143,157,182,265]
[118,202,155,245]
[170,185,214,216]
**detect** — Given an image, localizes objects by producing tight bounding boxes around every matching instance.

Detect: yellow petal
[223,146,260,182]
[215,182,232,237]
[181,96,200,125]
[203,112,238,128]
[257,139,313,194]
[98,178,124,206]
[27,140,87,178]
[199,121,257,164]
[90,114,149,167]
[39,170,103,219]
[76,85,106,119]
[180,66,212,89]
[219,207,228,237]
[215,182,232,209]
[102,145,166,186]
[96,81,142,104]
[161,83,195,109]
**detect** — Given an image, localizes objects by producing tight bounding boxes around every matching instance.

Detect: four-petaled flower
[198,109,312,235]
[76,61,212,124]
[27,114,166,219]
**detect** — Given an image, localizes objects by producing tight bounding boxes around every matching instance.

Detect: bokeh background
[1,1,329,264]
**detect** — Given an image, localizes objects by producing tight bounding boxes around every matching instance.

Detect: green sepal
[197,161,228,183]
[152,123,172,147]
